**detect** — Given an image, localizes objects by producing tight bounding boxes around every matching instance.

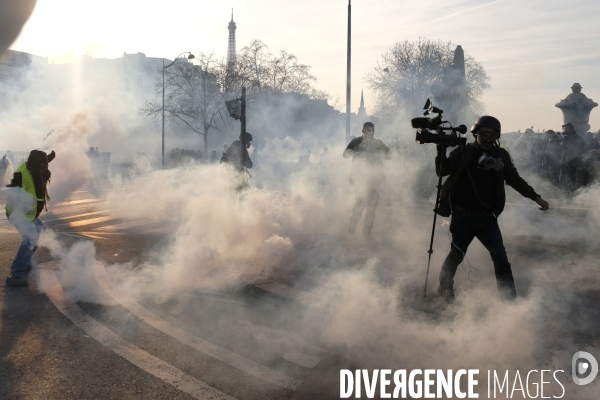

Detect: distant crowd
[168,121,600,197]
[504,123,600,192]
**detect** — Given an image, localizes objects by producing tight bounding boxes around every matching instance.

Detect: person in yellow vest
[5,149,55,287]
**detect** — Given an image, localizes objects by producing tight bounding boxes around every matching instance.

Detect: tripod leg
[424,145,448,297]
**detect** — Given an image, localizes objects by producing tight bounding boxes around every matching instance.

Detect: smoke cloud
[3,50,598,400]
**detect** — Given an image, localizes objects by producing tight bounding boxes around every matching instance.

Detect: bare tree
[366,38,490,120]
[232,40,328,101]
[140,53,230,154]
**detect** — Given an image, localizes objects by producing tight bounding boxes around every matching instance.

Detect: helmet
[571,83,582,89]
[471,116,501,137]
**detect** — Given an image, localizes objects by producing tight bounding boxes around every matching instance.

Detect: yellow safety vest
[5,163,49,221]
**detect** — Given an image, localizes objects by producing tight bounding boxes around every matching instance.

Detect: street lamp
[162,52,195,167]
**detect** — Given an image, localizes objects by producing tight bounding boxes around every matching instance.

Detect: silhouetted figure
[221,132,253,196]
[344,122,391,238]
[559,122,585,192]
[435,116,549,302]
[210,149,219,163]
[87,146,100,189]
[540,130,562,185]
[221,132,253,171]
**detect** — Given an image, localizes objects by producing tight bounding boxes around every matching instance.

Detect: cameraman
[435,116,549,301]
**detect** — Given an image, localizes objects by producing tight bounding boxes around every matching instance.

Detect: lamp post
[345,0,351,144]
[162,52,195,167]
[224,88,247,169]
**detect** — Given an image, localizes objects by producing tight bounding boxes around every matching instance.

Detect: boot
[497,280,517,301]
[437,286,455,303]
[6,274,28,287]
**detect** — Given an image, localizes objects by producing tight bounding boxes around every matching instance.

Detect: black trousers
[439,208,516,300]
[348,180,381,236]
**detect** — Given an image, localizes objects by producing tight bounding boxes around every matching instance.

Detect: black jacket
[343,137,391,185]
[435,142,539,217]
[221,140,252,170]
[561,133,585,166]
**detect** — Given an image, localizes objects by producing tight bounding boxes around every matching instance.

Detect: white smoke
[0,154,12,186]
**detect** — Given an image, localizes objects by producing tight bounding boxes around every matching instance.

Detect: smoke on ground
[4,51,597,399]
[27,144,600,397]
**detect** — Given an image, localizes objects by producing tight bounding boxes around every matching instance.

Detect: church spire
[357,90,367,120]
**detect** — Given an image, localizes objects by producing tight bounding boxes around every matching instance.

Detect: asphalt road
[0,189,333,399]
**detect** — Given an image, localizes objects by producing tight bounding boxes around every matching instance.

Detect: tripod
[423,144,449,297]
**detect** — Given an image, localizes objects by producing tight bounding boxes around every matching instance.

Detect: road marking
[55,198,102,206]
[58,216,119,227]
[93,262,303,390]
[95,218,154,231]
[56,232,108,240]
[73,189,113,193]
[42,211,111,223]
[39,268,235,400]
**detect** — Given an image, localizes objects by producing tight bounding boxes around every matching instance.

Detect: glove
[481,156,504,172]
[48,150,56,162]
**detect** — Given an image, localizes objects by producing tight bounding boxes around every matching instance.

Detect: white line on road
[95,218,153,231]
[73,189,114,193]
[93,262,303,390]
[54,199,103,206]
[56,232,108,240]
[42,211,111,223]
[39,268,236,400]
[58,216,118,227]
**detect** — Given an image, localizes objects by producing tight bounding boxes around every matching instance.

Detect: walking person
[343,122,392,239]
[5,150,55,286]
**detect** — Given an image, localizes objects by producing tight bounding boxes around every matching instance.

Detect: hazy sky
[10,0,600,132]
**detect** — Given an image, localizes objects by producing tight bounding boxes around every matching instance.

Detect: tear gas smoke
[31,142,600,398]
[4,51,598,399]
[42,112,95,205]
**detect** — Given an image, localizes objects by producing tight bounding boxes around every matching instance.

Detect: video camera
[412,99,467,147]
